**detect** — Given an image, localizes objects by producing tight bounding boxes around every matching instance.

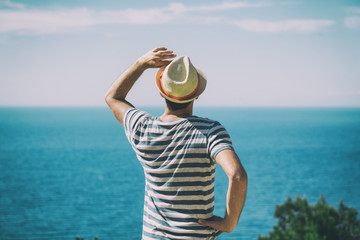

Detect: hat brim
[155,66,207,104]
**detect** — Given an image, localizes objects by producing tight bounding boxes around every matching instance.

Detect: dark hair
[165,99,192,111]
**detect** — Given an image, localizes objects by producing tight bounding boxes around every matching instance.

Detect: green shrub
[258,194,360,240]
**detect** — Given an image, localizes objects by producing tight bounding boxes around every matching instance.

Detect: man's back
[105,47,247,239]
[123,108,233,239]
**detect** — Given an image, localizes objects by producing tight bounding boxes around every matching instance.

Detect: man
[105,47,247,239]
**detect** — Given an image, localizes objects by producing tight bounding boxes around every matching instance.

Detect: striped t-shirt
[123,108,234,240]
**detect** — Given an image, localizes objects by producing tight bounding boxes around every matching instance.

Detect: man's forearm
[105,47,175,103]
[104,47,175,125]
[224,172,248,232]
[198,150,248,235]
[105,60,146,102]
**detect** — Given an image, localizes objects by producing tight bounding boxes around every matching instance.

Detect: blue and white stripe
[123,108,233,239]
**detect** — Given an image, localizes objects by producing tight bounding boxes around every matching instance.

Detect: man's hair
[165,99,192,111]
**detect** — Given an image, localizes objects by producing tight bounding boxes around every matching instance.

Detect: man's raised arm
[105,47,176,125]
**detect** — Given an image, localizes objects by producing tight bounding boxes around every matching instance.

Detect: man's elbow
[105,92,115,106]
[104,93,111,105]
[225,224,237,233]
[230,168,247,184]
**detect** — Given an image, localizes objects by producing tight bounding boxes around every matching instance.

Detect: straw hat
[155,56,207,103]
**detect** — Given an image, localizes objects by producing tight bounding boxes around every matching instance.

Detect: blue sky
[0,0,359,107]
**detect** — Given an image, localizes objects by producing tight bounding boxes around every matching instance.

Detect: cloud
[346,6,360,14]
[180,2,268,11]
[0,8,98,34]
[344,16,360,29]
[0,2,335,35]
[231,19,335,33]
[0,0,25,9]
[0,8,173,34]
[0,2,268,35]
[343,6,360,29]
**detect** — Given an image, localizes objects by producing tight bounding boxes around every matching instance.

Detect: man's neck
[160,102,194,122]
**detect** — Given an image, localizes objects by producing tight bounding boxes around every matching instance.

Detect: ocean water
[0,107,359,240]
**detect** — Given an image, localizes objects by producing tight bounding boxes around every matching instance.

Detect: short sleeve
[208,121,234,161]
[122,108,149,144]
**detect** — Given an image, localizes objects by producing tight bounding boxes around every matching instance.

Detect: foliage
[258,194,360,240]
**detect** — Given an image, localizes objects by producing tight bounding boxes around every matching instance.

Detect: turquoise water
[1,107,359,239]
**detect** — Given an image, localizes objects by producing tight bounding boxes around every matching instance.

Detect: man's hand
[198,215,227,237]
[136,47,176,70]
[105,47,176,125]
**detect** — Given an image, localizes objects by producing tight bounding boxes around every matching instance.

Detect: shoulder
[124,108,153,119]
[123,108,155,129]
[188,115,218,125]
[187,116,225,134]
[191,116,225,127]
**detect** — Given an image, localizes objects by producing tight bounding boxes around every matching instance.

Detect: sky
[0,0,359,107]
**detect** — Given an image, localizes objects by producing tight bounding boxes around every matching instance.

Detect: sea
[0,107,359,240]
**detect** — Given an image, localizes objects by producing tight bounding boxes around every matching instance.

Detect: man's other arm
[198,149,248,235]
[105,47,176,125]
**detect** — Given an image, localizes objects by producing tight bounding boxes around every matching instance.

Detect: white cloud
[0,0,25,9]
[0,8,98,34]
[232,19,335,33]
[185,2,266,11]
[163,2,268,13]
[344,16,360,29]
[0,2,335,35]
[346,6,360,14]
[0,7,174,34]
[191,2,249,11]
[343,6,360,29]
[0,2,267,35]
